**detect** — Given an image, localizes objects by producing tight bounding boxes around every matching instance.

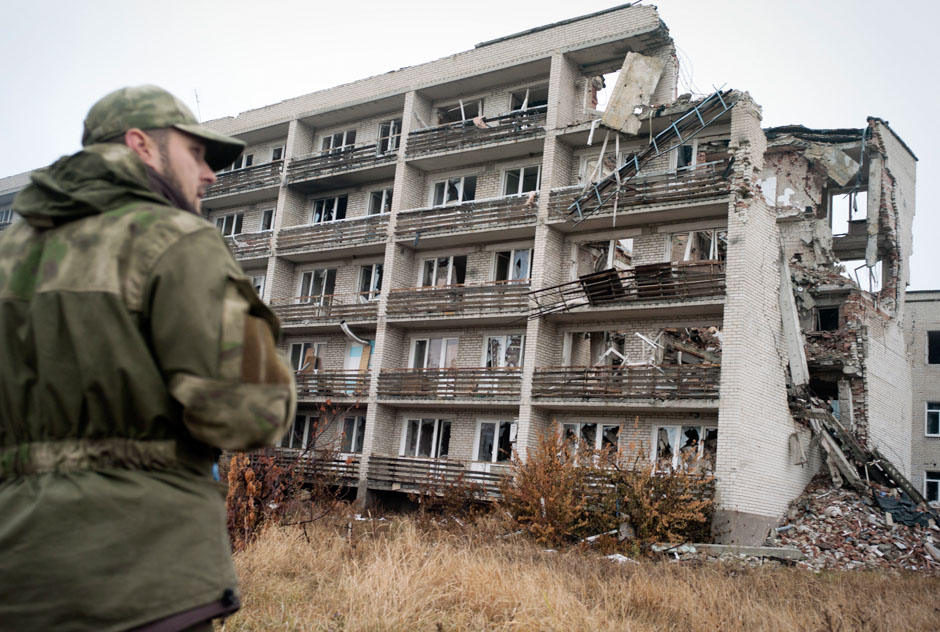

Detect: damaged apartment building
[0,3,925,544]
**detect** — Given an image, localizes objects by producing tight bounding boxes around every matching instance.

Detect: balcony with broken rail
[367,455,505,496]
[271,292,380,326]
[295,370,371,400]
[547,160,732,223]
[377,367,522,401]
[205,160,283,199]
[386,280,530,320]
[529,260,725,318]
[286,144,397,184]
[223,231,273,260]
[406,106,547,158]
[532,364,720,401]
[276,214,389,256]
[395,193,538,242]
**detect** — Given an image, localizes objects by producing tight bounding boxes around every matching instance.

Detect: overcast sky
[2,0,937,288]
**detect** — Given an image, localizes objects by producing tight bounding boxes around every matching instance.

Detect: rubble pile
[766,475,940,573]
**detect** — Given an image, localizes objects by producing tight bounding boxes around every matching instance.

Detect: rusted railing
[224,231,272,259]
[377,367,522,400]
[386,280,529,318]
[529,260,725,318]
[287,143,397,183]
[406,106,547,157]
[532,364,720,400]
[276,214,388,255]
[547,160,732,222]
[295,370,370,399]
[267,449,361,483]
[271,292,379,325]
[367,455,505,496]
[395,193,538,241]
[206,161,283,198]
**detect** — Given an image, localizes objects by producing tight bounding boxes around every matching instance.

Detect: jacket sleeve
[144,228,296,451]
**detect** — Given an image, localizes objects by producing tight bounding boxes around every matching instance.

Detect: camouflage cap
[81,85,245,171]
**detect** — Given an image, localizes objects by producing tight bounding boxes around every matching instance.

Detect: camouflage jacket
[0,143,295,631]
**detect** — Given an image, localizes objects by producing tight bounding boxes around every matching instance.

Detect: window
[437,99,481,125]
[510,86,548,111]
[670,229,727,262]
[224,153,254,171]
[310,196,347,224]
[271,146,284,161]
[280,414,318,449]
[321,129,356,153]
[503,166,540,196]
[929,332,940,364]
[298,268,336,304]
[476,421,515,463]
[250,274,266,297]
[260,209,275,231]
[484,335,524,368]
[215,212,244,236]
[411,337,459,369]
[358,263,383,302]
[401,418,451,458]
[421,255,466,287]
[494,249,531,282]
[432,176,476,206]
[377,119,402,154]
[289,342,326,372]
[816,307,839,331]
[675,139,698,170]
[927,402,940,437]
[0,209,14,224]
[561,422,620,453]
[926,472,940,504]
[369,188,393,215]
[653,425,718,471]
[341,416,366,453]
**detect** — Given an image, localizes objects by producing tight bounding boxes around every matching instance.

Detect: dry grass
[222,513,939,631]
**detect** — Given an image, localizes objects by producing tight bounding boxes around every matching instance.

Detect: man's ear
[124,128,161,171]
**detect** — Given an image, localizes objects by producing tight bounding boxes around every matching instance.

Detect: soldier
[0,86,296,631]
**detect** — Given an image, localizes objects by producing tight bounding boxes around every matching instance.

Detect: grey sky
[2,0,937,288]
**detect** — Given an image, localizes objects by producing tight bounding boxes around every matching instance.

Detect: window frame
[651,424,718,471]
[431,175,477,207]
[271,146,284,162]
[669,229,728,262]
[482,334,525,368]
[419,255,467,287]
[321,129,357,154]
[502,165,541,197]
[297,268,336,305]
[926,471,940,504]
[928,331,940,365]
[473,419,516,464]
[250,274,266,297]
[309,195,348,224]
[493,248,533,282]
[0,208,14,224]
[279,414,318,450]
[377,119,402,155]
[561,421,621,455]
[436,99,483,125]
[341,415,367,454]
[358,263,383,302]
[369,187,393,215]
[399,418,452,459]
[215,212,244,236]
[927,402,940,437]
[260,208,275,232]
[409,337,459,369]
[289,341,326,372]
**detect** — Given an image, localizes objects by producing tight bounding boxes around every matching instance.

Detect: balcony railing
[532,364,720,400]
[267,449,361,484]
[271,292,380,325]
[395,193,538,241]
[386,280,529,319]
[529,260,725,318]
[406,106,547,158]
[276,214,389,255]
[286,143,397,183]
[0,221,12,233]
[295,370,370,400]
[377,367,522,400]
[206,161,283,198]
[223,231,273,259]
[367,455,505,496]
[547,160,732,222]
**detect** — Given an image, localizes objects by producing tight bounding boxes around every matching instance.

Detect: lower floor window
[562,422,620,453]
[476,421,515,463]
[401,418,451,458]
[653,425,717,471]
[341,416,366,453]
[926,471,940,503]
[280,414,317,450]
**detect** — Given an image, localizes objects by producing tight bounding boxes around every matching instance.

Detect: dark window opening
[929,331,940,364]
[816,307,839,331]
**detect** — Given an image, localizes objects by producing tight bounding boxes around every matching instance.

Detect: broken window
[562,422,620,454]
[358,263,383,302]
[222,153,254,172]
[411,337,459,369]
[289,341,326,372]
[401,418,451,458]
[590,71,618,111]
[494,249,531,282]
[260,208,275,231]
[484,334,525,368]
[215,212,243,236]
[297,268,336,305]
[510,86,548,111]
[421,255,466,287]
[271,146,284,161]
[503,166,540,196]
[840,259,882,294]
[476,421,515,463]
[369,187,393,215]
[816,307,839,331]
[828,190,868,236]
[653,425,717,471]
[250,274,266,297]
[321,129,356,153]
[432,176,477,206]
[310,196,347,224]
[670,230,727,262]
[437,99,481,125]
[280,414,318,450]
[577,239,633,275]
[927,402,940,437]
[675,139,699,170]
[926,472,940,504]
[928,332,940,364]
[377,118,402,154]
[341,416,366,453]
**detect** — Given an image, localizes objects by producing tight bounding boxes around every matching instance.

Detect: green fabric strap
[0,439,179,480]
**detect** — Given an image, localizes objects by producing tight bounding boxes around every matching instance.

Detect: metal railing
[223,231,273,259]
[295,370,371,399]
[386,280,529,318]
[206,161,283,198]
[367,455,505,496]
[406,106,547,157]
[377,367,522,400]
[395,193,538,241]
[276,214,389,255]
[271,292,380,325]
[532,364,720,400]
[287,143,397,183]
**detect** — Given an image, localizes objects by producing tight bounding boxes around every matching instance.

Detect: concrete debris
[606,553,639,564]
[803,144,859,187]
[661,327,722,365]
[601,52,665,135]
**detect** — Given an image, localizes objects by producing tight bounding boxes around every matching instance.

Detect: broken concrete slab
[691,543,804,561]
[804,143,859,187]
[601,52,665,135]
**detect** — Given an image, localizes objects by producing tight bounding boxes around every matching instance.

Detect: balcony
[529,261,725,320]
[377,367,522,403]
[547,161,732,231]
[406,107,547,168]
[223,231,272,261]
[386,280,529,326]
[286,144,397,189]
[367,455,505,496]
[295,370,370,401]
[395,193,538,247]
[268,449,361,485]
[271,292,379,328]
[0,221,12,233]
[276,214,388,261]
[804,329,862,371]
[533,364,720,402]
[204,161,282,201]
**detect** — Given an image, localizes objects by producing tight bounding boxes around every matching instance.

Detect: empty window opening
[929,332,940,364]
[401,418,451,458]
[510,86,548,111]
[484,334,525,368]
[437,99,481,125]
[840,259,881,294]
[260,208,274,231]
[675,139,699,170]
[433,176,477,206]
[289,341,326,372]
[215,212,243,236]
[271,146,284,161]
[358,263,383,302]
[378,119,402,154]
[310,195,347,224]
[477,421,515,463]
[578,239,633,275]
[653,425,717,472]
[494,249,532,282]
[421,255,466,287]
[816,307,840,331]
[670,230,727,262]
[591,71,619,111]
[926,402,940,437]
[828,190,868,237]
[250,274,266,297]
[280,414,318,450]
[926,471,940,504]
[298,268,336,304]
[411,337,459,369]
[369,188,393,215]
[322,129,357,153]
[341,416,366,453]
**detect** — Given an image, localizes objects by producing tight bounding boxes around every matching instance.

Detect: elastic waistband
[0,438,180,481]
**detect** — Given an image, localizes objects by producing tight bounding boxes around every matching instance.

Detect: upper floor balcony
[223,231,272,262]
[286,143,397,191]
[547,161,732,232]
[395,193,538,248]
[295,370,371,402]
[271,292,380,329]
[386,280,529,327]
[204,161,283,203]
[275,214,389,262]
[377,367,522,406]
